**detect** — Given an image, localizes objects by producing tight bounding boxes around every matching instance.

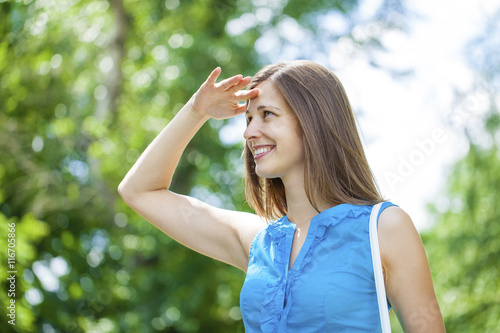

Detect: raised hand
[189,67,259,120]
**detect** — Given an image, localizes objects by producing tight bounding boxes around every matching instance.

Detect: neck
[281,172,330,227]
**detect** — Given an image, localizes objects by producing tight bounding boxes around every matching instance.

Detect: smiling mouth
[254,146,275,160]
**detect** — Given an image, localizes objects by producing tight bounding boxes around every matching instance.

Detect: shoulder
[377,204,426,271]
[378,204,413,232]
[377,205,419,248]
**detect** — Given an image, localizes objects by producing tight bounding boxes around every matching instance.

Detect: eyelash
[246,111,274,123]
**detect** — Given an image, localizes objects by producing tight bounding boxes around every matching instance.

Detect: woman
[118,60,445,332]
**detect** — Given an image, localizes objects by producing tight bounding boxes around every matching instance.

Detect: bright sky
[221,0,499,230]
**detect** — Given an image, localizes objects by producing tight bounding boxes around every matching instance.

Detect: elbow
[117,180,136,205]
[118,177,168,206]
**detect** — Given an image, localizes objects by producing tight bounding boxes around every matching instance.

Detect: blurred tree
[0,0,407,332]
[422,12,500,332]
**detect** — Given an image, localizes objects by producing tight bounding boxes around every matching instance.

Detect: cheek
[281,130,305,162]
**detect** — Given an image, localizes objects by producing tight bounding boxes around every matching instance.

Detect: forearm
[118,67,257,201]
[118,99,209,198]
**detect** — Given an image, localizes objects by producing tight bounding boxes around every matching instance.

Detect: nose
[243,118,262,142]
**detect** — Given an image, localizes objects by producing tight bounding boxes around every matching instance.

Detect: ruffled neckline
[288,203,371,274]
[268,203,371,245]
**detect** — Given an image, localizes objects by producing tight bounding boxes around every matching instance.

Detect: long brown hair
[244,60,383,221]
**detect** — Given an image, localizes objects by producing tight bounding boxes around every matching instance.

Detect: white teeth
[254,147,273,155]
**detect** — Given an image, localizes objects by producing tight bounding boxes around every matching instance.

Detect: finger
[227,76,252,93]
[206,67,222,85]
[233,103,248,116]
[235,88,259,100]
[217,74,243,90]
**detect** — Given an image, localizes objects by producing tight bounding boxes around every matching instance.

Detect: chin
[254,166,283,179]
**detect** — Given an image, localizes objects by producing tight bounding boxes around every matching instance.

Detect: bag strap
[369,202,391,332]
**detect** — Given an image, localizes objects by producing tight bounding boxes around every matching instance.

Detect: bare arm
[118,68,265,271]
[379,206,446,332]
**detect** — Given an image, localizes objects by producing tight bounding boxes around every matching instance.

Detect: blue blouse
[240,202,396,332]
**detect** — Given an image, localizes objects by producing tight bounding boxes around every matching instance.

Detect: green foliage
[10,0,496,330]
[422,111,500,332]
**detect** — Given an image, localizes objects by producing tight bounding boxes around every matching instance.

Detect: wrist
[184,98,210,123]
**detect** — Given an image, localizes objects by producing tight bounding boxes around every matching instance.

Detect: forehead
[247,80,287,112]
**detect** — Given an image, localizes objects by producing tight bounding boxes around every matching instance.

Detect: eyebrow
[245,105,281,114]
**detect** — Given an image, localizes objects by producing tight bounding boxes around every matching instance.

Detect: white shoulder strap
[369,202,391,332]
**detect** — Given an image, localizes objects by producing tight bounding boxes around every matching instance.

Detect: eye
[263,110,274,118]
[246,116,252,124]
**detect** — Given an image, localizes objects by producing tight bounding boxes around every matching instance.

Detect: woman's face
[244,80,305,181]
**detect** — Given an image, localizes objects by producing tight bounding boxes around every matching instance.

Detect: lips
[253,145,275,160]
